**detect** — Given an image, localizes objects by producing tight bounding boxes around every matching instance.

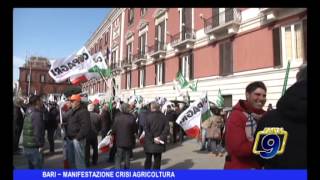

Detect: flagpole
[281,60,291,96]
[28,60,31,96]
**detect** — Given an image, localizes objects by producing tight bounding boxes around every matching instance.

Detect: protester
[13,97,25,154]
[254,64,307,168]
[206,108,225,157]
[45,102,59,153]
[137,104,149,137]
[22,94,45,169]
[111,103,137,169]
[100,104,112,138]
[143,102,170,169]
[165,105,179,144]
[65,93,90,169]
[85,104,101,167]
[224,81,267,169]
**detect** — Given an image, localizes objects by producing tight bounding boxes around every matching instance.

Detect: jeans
[24,147,43,169]
[66,138,86,169]
[208,139,224,153]
[115,147,131,169]
[144,153,162,169]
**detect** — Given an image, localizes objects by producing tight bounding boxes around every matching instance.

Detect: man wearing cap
[22,94,45,169]
[65,93,90,169]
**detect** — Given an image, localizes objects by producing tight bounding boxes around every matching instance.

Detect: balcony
[203,8,241,39]
[111,62,121,73]
[132,50,148,65]
[259,8,281,22]
[121,57,132,69]
[149,40,166,60]
[170,28,196,52]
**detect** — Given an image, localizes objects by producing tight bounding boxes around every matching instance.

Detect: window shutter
[160,21,165,48]
[144,66,146,86]
[273,27,282,67]
[179,56,182,74]
[138,36,141,55]
[219,43,224,75]
[155,25,158,51]
[213,8,219,27]
[303,19,307,62]
[162,61,165,83]
[189,52,194,80]
[225,41,233,74]
[138,68,140,87]
[155,64,157,85]
[185,8,192,34]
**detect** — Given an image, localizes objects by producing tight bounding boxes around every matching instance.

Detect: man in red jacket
[224,81,267,169]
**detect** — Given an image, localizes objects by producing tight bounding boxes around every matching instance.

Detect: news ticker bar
[14,170,307,180]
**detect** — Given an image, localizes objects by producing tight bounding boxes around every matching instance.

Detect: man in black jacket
[255,64,307,168]
[143,102,170,169]
[111,103,137,169]
[65,93,90,169]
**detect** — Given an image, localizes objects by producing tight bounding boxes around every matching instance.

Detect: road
[14,136,226,169]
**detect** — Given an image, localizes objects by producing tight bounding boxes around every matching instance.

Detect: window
[128,8,134,26]
[139,67,145,88]
[26,73,31,82]
[219,40,233,76]
[222,95,232,108]
[179,52,194,80]
[105,31,109,45]
[181,8,192,40]
[99,38,103,51]
[156,62,164,85]
[139,33,147,56]
[126,42,133,63]
[140,8,147,16]
[126,72,131,89]
[112,50,117,64]
[155,21,165,51]
[282,22,304,62]
[40,75,45,83]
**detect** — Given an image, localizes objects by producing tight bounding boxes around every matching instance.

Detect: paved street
[14,137,226,169]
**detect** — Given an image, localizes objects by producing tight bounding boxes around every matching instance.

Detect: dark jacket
[87,111,101,139]
[100,109,111,137]
[66,105,90,141]
[255,80,307,168]
[46,106,59,129]
[224,100,265,169]
[111,112,137,148]
[138,108,149,128]
[144,111,170,153]
[23,106,45,148]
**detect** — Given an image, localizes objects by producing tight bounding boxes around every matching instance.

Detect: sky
[13,8,111,81]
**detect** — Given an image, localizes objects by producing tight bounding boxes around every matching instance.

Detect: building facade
[19,56,70,96]
[82,8,307,109]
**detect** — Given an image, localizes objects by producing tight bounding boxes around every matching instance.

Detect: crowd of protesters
[13,63,307,169]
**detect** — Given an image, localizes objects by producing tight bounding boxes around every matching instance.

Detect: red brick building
[83,8,307,109]
[19,56,70,96]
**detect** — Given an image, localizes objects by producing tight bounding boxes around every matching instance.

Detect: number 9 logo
[260,134,280,159]
[253,128,288,159]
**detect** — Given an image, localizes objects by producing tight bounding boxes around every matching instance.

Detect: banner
[69,52,111,85]
[49,47,94,83]
[176,93,209,138]
[13,170,307,180]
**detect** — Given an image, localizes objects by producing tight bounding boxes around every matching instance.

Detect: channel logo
[253,127,288,159]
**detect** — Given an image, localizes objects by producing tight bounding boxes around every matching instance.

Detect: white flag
[48,47,94,83]
[176,93,209,138]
